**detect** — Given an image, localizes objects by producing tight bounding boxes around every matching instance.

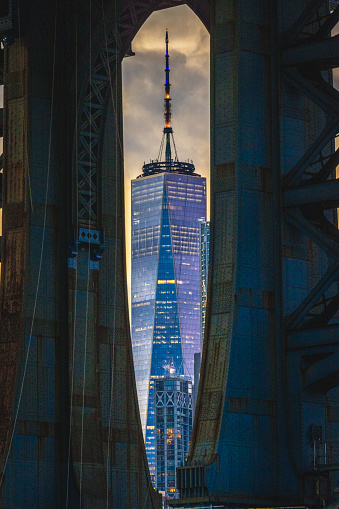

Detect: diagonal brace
[283,67,339,117]
[285,260,339,330]
[282,34,339,66]
[316,5,339,37]
[308,147,339,184]
[284,207,339,260]
[282,0,328,46]
[283,118,339,187]
[283,68,339,186]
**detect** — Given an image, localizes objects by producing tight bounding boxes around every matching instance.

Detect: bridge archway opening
[121,4,210,312]
[72,0,211,495]
[120,7,210,487]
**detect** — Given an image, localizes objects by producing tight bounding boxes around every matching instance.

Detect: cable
[65,0,79,506]
[171,131,179,161]
[101,0,122,505]
[157,132,165,161]
[0,0,58,488]
[78,0,92,505]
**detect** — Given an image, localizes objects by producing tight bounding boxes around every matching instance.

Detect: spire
[141,30,198,177]
[164,29,172,166]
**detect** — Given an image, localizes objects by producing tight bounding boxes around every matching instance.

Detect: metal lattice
[282,1,339,330]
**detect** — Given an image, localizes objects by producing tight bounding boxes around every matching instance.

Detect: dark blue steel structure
[0,0,338,508]
[174,1,339,506]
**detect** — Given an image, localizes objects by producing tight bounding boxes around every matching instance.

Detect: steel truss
[281,2,339,501]
[173,1,339,507]
[283,1,339,330]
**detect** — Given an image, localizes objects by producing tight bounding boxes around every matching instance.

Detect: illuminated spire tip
[164,29,171,130]
[164,29,172,165]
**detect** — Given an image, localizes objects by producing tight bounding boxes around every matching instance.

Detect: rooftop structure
[137,29,200,179]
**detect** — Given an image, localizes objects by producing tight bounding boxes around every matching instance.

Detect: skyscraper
[199,221,210,343]
[155,376,193,498]
[131,31,206,487]
[192,221,210,412]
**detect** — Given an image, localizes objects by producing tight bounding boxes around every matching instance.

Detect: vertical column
[186,0,282,502]
[0,38,27,474]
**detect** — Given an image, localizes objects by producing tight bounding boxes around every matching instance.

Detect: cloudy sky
[122,5,210,295]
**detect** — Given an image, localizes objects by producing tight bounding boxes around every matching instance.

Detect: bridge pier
[174,0,339,507]
[0,1,160,507]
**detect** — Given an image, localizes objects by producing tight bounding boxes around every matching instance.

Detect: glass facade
[199,221,210,343]
[155,376,192,498]
[131,170,206,486]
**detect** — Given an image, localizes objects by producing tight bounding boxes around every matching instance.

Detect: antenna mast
[154,29,181,171]
[164,29,173,168]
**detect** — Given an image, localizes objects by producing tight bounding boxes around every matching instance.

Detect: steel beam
[282,35,339,66]
[284,208,339,260]
[317,5,339,36]
[284,126,338,186]
[284,179,339,208]
[283,0,327,45]
[288,325,339,350]
[303,351,339,392]
[306,291,339,326]
[285,262,339,329]
[287,330,339,399]
[308,148,339,184]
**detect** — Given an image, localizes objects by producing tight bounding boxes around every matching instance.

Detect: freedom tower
[131,31,206,486]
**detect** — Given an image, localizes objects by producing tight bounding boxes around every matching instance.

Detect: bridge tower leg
[173,0,339,507]
[0,1,161,507]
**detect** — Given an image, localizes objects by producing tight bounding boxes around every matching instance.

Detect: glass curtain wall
[131,171,206,485]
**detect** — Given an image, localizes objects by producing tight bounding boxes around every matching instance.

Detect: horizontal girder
[288,324,339,350]
[283,34,339,66]
[284,179,339,208]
